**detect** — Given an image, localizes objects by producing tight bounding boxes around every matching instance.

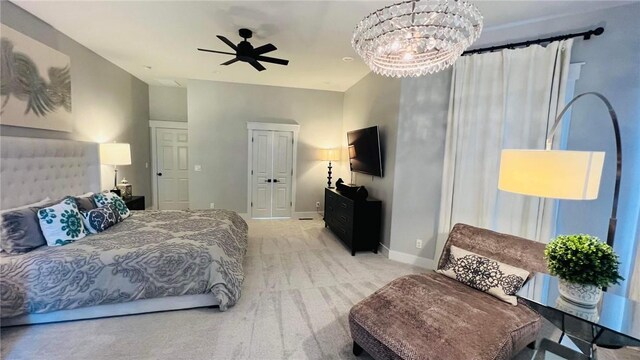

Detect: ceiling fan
[198,28,289,72]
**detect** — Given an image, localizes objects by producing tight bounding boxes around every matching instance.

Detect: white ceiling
[12,0,631,92]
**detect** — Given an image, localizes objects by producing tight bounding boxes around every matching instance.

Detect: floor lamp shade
[499,150,605,200]
[320,148,340,188]
[100,143,132,165]
[319,148,340,161]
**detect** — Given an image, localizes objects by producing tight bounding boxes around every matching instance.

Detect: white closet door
[251,130,273,218]
[156,128,189,210]
[272,131,293,218]
[250,130,293,218]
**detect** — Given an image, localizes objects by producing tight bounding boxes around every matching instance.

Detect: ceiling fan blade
[248,59,266,72]
[221,58,239,66]
[256,56,289,66]
[253,43,277,55]
[217,35,238,50]
[198,48,236,56]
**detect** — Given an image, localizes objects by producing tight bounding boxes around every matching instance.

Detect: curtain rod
[462,27,604,56]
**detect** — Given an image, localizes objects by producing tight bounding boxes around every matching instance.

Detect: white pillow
[93,192,131,219]
[37,198,88,246]
[437,245,530,306]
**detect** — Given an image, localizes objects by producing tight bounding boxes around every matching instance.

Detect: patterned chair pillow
[37,198,88,246]
[81,204,123,234]
[93,192,131,219]
[436,245,530,306]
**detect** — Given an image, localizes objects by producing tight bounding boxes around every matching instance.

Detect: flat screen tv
[347,126,383,177]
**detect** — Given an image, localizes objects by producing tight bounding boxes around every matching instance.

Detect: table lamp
[498,92,621,247]
[100,143,132,192]
[320,148,340,188]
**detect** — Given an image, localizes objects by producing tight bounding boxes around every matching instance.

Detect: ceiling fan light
[352,0,483,77]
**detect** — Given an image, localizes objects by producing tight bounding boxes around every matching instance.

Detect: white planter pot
[558,279,602,307]
[556,297,600,322]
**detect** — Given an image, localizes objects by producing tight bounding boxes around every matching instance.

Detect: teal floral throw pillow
[38,198,88,246]
[93,192,131,219]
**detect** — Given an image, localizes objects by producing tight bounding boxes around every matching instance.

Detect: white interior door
[156,128,189,210]
[250,130,293,218]
[272,131,293,217]
[251,130,273,218]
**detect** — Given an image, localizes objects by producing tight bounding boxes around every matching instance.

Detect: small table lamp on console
[498,92,621,248]
[320,148,340,188]
[100,143,132,195]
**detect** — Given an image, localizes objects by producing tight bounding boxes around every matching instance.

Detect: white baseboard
[239,212,321,220]
[294,211,321,219]
[379,243,437,270]
[379,242,390,257]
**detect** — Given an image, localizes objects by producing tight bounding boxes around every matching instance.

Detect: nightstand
[124,196,145,210]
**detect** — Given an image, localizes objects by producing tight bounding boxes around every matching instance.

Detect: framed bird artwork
[1,24,72,132]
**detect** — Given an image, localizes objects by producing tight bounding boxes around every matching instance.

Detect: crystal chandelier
[352,0,483,77]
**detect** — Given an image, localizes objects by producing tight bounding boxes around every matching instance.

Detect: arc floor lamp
[499,92,621,247]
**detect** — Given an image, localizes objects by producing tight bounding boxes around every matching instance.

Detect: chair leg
[527,341,536,350]
[353,341,364,356]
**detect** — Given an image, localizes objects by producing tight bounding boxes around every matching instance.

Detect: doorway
[247,122,299,218]
[150,122,189,210]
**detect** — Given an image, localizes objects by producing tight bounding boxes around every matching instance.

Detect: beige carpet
[0,218,635,359]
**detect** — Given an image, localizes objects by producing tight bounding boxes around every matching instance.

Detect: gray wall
[0,1,151,202]
[342,73,401,249]
[473,3,639,295]
[187,79,343,212]
[149,86,188,122]
[376,3,638,294]
[389,69,452,258]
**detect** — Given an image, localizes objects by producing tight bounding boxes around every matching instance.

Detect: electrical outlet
[209,203,215,209]
[316,201,320,209]
[194,165,202,172]
[416,239,423,249]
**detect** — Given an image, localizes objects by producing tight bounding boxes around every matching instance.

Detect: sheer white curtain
[436,40,573,257]
[632,242,640,301]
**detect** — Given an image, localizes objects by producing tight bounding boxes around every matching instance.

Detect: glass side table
[516,273,640,360]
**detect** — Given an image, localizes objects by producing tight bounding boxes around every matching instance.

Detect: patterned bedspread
[0,209,248,318]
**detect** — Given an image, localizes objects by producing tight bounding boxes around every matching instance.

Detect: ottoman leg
[353,341,364,356]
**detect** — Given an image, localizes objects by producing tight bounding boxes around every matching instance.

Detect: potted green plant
[544,234,623,307]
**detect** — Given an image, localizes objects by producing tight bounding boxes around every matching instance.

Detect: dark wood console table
[324,188,381,256]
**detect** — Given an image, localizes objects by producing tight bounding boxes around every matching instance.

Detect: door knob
[266,179,272,183]
[157,172,163,176]
[273,179,279,183]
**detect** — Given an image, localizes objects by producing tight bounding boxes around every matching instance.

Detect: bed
[0,137,248,326]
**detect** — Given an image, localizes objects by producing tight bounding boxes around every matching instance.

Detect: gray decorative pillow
[82,204,122,234]
[437,245,530,306]
[0,198,58,254]
[38,198,88,246]
[93,192,130,219]
[0,207,46,253]
[74,192,96,212]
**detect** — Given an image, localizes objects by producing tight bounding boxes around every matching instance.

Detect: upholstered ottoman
[349,223,549,360]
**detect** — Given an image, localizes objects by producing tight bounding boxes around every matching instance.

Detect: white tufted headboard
[0,136,100,209]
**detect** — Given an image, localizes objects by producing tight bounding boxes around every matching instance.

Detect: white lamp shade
[100,143,132,166]
[319,148,340,161]
[498,149,605,200]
